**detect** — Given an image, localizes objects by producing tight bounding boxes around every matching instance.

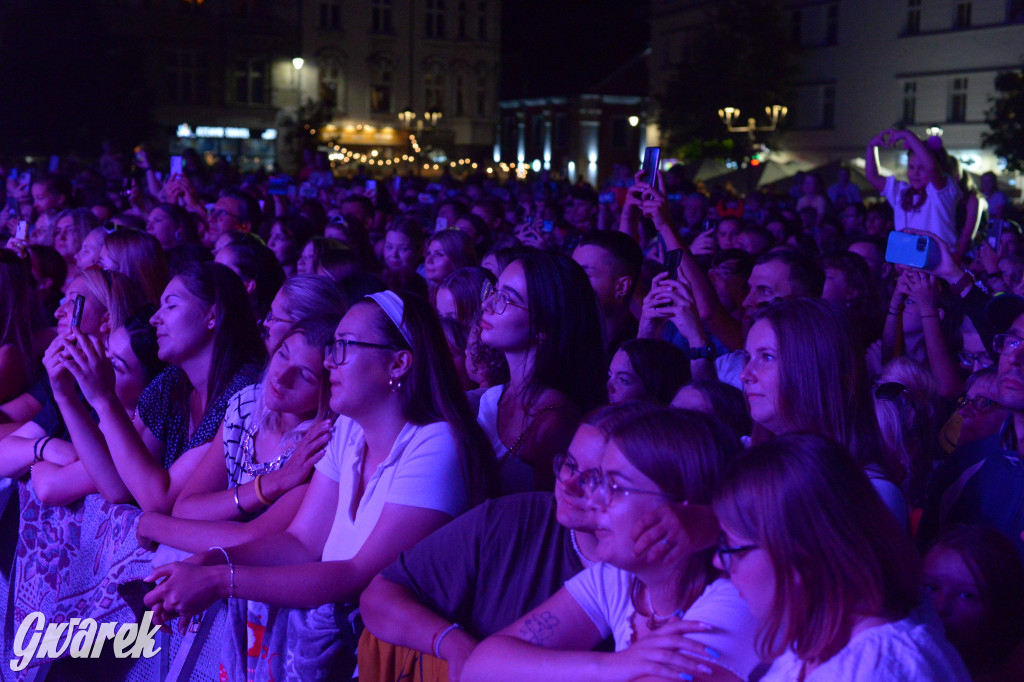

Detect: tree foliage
[983,62,1024,173]
[656,0,796,161]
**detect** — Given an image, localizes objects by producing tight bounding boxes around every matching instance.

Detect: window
[319,1,341,30]
[531,116,544,148]
[476,73,487,116]
[902,81,917,124]
[954,1,972,28]
[821,85,835,128]
[166,50,208,104]
[610,117,628,150]
[907,0,921,34]
[372,0,393,32]
[790,9,802,45]
[232,58,266,105]
[478,1,488,40]
[424,68,445,110]
[457,1,468,38]
[319,58,344,115]
[455,74,465,116]
[554,113,568,149]
[950,77,968,122]
[370,59,393,113]
[825,4,838,45]
[426,0,445,39]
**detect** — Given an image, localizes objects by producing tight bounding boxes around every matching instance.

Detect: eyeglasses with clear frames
[264,310,296,327]
[993,334,1023,355]
[577,469,683,508]
[958,349,995,369]
[326,338,399,365]
[480,281,528,315]
[956,395,1001,411]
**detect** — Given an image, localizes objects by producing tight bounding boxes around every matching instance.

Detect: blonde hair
[76,268,147,333]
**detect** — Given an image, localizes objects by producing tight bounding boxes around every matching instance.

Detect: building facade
[97,0,499,171]
[651,0,1024,180]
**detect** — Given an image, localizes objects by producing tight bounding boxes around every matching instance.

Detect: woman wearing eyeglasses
[262,274,347,354]
[739,298,907,524]
[476,250,605,492]
[143,291,495,680]
[463,405,761,682]
[713,433,968,681]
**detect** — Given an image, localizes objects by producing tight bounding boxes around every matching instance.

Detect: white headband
[366,291,413,347]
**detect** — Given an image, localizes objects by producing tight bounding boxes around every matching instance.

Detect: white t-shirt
[315,416,469,562]
[759,607,969,681]
[883,175,961,247]
[564,563,762,680]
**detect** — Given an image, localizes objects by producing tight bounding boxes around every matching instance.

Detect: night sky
[500,0,651,99]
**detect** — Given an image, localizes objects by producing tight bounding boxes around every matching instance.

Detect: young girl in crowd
[296,235,349,276]
[262,273,347,352]
[672,380,751,443]
[99,228,170,306]
[0,267,145,477]
[145,202,199,250]
[52,207,98,281]
[866,128,961,247]
[137,316,338,554]
[464,405,761,682]
[923,525,1024,679]
[714,433,969,681]
[477,250,605,492]
[267,214,315,277]
[143,291,495,680]
[741,298,908,523]
[435,265,495,326]
[424,229,478,301]
[30,305,166,506]
[607,338,690,405]
[58,261,264,510]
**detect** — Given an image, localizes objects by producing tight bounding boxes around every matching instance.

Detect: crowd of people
[0,128,1021,681]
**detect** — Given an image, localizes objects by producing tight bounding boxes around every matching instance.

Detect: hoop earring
[388,376,402,392]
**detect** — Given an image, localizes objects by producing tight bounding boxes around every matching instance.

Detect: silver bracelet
[233,485,251,518]
[210,546,235,598]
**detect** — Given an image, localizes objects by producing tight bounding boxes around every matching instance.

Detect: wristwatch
[688,343,717,361]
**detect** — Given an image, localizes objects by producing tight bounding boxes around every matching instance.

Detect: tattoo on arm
[519,611,561,645]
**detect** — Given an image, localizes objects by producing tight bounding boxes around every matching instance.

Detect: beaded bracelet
[433,623,462,660]
[210,546,235,598]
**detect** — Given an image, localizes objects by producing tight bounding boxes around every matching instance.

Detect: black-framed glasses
[577,469,683,508]
[875,382,909,401]
[993,334,1023,355]
[326,338,399,365]
[956,395,1001,411]
[716,535,759,571]
[958,349,995,369]
[480,281,528,315]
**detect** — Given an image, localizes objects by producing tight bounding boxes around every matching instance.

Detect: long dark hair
[360,291,496,503]
[175,261,266,406]
[515,250,606,412]
[0,249,42,371]
[618,338,691,404]
[750,298,897,480]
